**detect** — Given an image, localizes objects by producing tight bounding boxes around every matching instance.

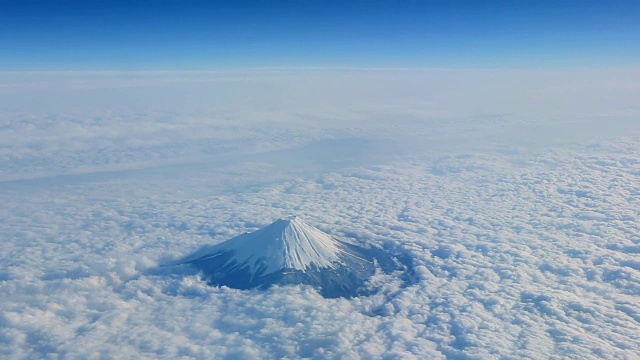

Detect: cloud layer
[1,70,639,359]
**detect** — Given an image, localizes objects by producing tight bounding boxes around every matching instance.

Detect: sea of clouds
[1,69,639,359]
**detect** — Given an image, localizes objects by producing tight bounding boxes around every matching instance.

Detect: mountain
[172,216,400,298]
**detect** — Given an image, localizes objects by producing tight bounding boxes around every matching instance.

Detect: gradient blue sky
[1,0,639,70]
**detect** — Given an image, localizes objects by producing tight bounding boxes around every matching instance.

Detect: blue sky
[1,0,638,70]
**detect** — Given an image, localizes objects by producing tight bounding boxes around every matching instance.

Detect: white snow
[194,216,346,275]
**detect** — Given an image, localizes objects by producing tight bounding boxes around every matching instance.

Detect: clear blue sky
[1,0,638,70]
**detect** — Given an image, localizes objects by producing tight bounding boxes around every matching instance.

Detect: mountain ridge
[172,216,402,298]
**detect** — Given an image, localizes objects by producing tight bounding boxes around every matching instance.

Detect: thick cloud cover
[1,70,639,359]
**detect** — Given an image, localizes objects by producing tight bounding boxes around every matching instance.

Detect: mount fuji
[171,216,402,298]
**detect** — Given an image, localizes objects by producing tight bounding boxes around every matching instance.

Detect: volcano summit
[172,216,401,298]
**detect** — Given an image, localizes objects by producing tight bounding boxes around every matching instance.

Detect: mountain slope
[174,216,400,298]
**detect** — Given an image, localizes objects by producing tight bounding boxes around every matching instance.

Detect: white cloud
[1,69,639,358]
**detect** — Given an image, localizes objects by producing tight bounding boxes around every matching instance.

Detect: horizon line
[2,65,640,75]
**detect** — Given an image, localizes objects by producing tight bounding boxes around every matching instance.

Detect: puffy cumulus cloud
[1,70,640,359]
[2,133,640,359]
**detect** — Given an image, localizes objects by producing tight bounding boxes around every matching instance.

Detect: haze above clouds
[1,69,640,359]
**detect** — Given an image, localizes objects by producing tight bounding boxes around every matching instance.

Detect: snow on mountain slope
[185,216,347,275]
[172,216,403,297]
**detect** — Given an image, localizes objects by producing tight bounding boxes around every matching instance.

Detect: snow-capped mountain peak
[173,217,403,298]
[211,216,346,276]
